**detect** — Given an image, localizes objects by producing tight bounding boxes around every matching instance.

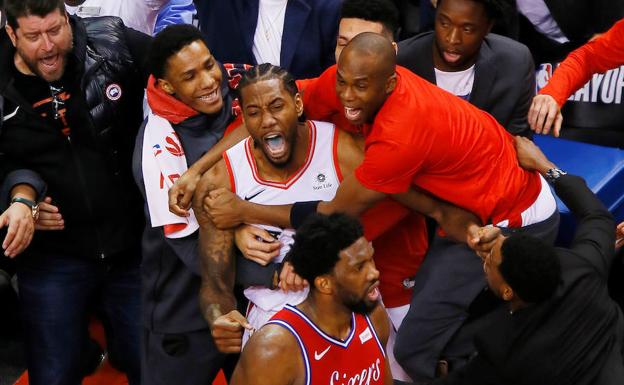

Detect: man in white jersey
[193,63,363,352]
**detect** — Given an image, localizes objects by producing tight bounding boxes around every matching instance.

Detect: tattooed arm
[193,159,251,353]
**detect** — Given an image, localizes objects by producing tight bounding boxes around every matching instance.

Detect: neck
[254,121,310,182]
[298,291,353,341]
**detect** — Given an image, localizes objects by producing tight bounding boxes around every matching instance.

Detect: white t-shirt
[516,0,569,44]
[65,0,167,35]
[252,0,288,66]
[434,65,476,100]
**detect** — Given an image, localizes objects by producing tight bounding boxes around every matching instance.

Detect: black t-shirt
[11,64,73,137]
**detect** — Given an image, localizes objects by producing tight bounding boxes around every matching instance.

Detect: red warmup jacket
[540,19,624,106]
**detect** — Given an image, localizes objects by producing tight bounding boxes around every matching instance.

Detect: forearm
[540,23,624,106]
[241,201,293,229]
[198,228,237,326]
[393,189,481,243]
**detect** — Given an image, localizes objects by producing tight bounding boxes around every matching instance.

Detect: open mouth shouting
[344,106,363,122]
[263,132,288,160]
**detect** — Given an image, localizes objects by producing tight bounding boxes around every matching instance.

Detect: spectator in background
[513,0,624,64]
[0,0,151,383]
[153,0,196,35]
[398,0,534,137]
[528,19,624,138]
[193,0,340,79]
[64,0,169,35]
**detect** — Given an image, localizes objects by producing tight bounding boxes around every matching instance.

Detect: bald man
[204,33,560,381]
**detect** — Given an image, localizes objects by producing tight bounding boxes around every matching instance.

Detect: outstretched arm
[514,136,615,278]
[529,19,624,136]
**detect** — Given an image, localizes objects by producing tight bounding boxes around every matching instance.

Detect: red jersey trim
[243,121,317,190]
[222,151,236,194]
[284,305,356,348]
[332,125,343,182]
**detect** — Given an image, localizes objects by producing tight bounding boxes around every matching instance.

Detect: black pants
[141,327,225,385]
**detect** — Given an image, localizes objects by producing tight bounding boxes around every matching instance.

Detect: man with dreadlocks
[398,0,535,138]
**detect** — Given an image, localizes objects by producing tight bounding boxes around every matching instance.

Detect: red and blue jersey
[269,304,386,385]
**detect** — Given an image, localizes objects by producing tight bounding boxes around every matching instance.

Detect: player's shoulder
[245,322,302,361]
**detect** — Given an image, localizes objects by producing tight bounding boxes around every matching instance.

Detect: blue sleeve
[153,0,197,35]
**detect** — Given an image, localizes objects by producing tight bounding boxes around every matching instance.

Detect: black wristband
[290,200,321,229]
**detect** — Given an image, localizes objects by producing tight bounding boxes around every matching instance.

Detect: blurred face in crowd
[240,78,303,167]
[433,0,493,72]
[6,8,73,82]
[336,46,396,126]
[336,18,386,62]
[331,237,381,314]
[158,40,224,115]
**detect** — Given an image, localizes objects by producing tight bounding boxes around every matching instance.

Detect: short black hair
[5,0,65,30]
[237,63,299,106]
[437,0,509,21]
[499,234,561,303]
[148,24,208,79]
[341,0,399,38]
[288,213,364,287]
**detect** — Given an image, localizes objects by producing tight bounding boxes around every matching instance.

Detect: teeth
[344,107,361,120]
[200,89,218,102]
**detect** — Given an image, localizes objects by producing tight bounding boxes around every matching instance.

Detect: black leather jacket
[0,16,150,260]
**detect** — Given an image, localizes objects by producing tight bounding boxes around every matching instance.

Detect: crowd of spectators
[0,0,623,385]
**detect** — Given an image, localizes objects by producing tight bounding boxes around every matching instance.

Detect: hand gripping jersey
[224,120,342,336]
[269,305,386,385]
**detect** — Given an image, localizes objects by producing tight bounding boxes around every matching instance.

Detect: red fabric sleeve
[355,139,423,194]
[540,19,624,106]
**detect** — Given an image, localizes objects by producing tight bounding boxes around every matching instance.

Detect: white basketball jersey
[224,120,342,314]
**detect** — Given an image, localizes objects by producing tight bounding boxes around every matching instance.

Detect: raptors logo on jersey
[269,305,386,385]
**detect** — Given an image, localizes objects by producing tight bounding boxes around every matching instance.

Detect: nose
[41,33,54,51]
[260,109,277,128]
[341,85,356,103]
[368,264,380,281]
[446,27,461,45]
[199,70,217,90]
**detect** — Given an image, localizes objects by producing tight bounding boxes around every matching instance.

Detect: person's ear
[157,78,175,95]
[5,24,17,47]
[294,93,304,117]
[314,275,333,295]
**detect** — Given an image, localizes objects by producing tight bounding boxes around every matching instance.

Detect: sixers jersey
[269,305,386,385]
[223,120,342,312]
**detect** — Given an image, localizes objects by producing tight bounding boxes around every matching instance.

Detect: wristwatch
[11,197,40,221]
[545,168,567,184]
